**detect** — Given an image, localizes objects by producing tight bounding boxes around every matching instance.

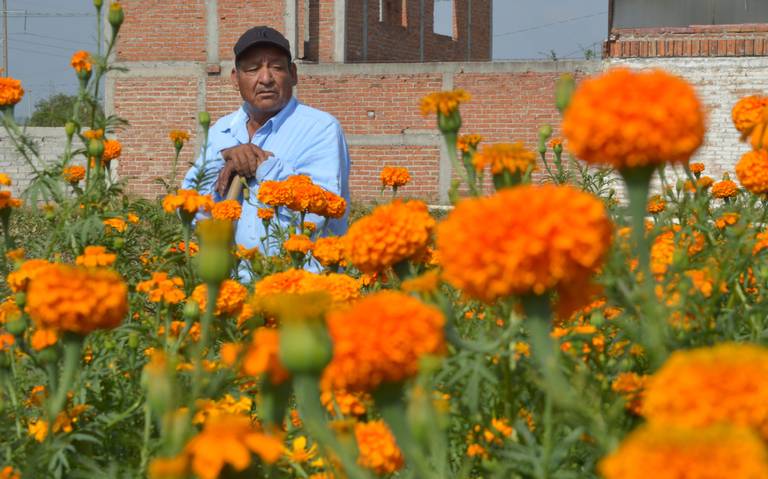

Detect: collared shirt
[182,97,351,259]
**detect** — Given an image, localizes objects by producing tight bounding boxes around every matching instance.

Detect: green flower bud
[93,0,103,8]
[37,346,60,365]
[538,124,553,141]
[128,332,140,349]
[183,301,200,321]
[87,138,104,159]
[6,316,26,336]
[64,121,77,138]
[196,248,233,285]
[108,2,124,30]
[279,322,332,374]
[14,292,26,309]
[198,111,211,129]
[555,74,576,114]
[112,237,125,250]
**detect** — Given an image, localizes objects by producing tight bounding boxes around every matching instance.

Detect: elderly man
[182,26,350,256]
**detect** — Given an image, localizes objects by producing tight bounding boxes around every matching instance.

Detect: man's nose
[256,67,275,85]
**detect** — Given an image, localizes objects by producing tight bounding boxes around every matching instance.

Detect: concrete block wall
[0,128,68,196]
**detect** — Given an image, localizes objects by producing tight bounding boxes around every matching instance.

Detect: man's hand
[221,144,273,178]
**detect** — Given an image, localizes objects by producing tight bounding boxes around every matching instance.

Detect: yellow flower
[0,173,10,186]
[285,436,317,463]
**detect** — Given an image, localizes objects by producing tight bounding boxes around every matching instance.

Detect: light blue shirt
[182,97,350,264]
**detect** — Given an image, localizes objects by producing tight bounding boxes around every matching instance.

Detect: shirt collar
[226,97,298,143]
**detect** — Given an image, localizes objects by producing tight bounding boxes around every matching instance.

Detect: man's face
[232,45,297,117]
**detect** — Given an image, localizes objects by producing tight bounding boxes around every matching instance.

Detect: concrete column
[205,0,219,64]
[334,0,347,62]
[284,0,299,60]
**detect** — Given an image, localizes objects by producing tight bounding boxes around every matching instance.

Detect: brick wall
[0,128,68,196]
[605,24,768,58]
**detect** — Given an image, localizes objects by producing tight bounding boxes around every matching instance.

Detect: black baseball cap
[234,26,292,61]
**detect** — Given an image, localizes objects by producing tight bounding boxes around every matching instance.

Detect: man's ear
[289,63,298,87]
[230,67,238,90]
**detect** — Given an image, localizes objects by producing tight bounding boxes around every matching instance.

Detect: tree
[27,93,103,127]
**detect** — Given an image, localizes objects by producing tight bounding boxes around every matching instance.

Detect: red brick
[117,1,206,61]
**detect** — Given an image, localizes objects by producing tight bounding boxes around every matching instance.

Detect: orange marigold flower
[437,185,612,301]
[148,455,189,479]
[755,230,768,255]
[472,142,537,176]
[380,166,411,189]
[562,68,705,169]
[211,199,242,221]
[650,225,704,277]
[288,183,328,215]
[0,298,20,324]
[137,272,186,304]
[697,176,714,189]
[715,212,739,229]
[102,139,122,162]
[257,207,274,220]
[612,372,648,415]
[82,129,103,140]
[646,195,665,214]
[30,328,58,351]
[190,280,248,317]
[0,191,22,210]
[322,290,445,392]
[0,466,20,479]
[354,420,404,475]
[457,134,483,153]
[169,129,190,146]
[599,424,768,479]
[733,95,768,137]
[689,162,705,174]
[4,248,23,263]
[0,77,24,107]
[283,234,313,255]
[70,51,92,73]
[643,343,768,438]
[736,149,768,195]
[63,165,86,183]
[162,189,213,215]
[711,179,739,198]
[103,217,127,233]
[258,180,293,208]
[184,414,283,479]
[548,138,563,149]
[344,200,435,274]
[322,189,347,218]
[169,241,199,256]
[7,259,50,293]
[253,269,360,307]
[0,332,14,351]
[158,321,200,343]
[320,381,368,416]
[312,236,345,268]
[420,89,471,117]
[26,264,128,334]
[240,327,290,384]
[400,269,441,294]
[0,173,10,186]
[76,245,116,268]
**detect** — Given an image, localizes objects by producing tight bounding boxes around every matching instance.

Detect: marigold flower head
[162,189,213,215]
[401,269,441,294]
[354,420,404,475]
[320,381,368,416]
[4,248,23,263]
[562,68,705,169]
[312,236,345,268]
[716,212,740,229]
[711,179,739,198]
[0,466,20,479]
[239,327,290,384]
[257,207,274,221]
[75,245,116,268]
[63,165,86,183]
[169,241,199,255]
[457,134,483,153]
[733,95,768,137]
[211,199,242,221]
[148,455,189,479]
[169,129,190,146]
[345,200,435,274]
[549,138,563,149]
[380,166,411,189]
[611,372,647,415]
[646,195,665,214]
[287,182,328,215]
[599,424,768,479]
[82,129,103,140]
[7,258,50,293]
[437,185,612,301]
[736,149,768,196]
[258,180,293,208]
[643,343,768,438]
[190,280,248,317]
[70,51,92,73]
[283,234,313,255]
[103,217,126,233]
[0,77,24,107]
[26,264,128,334]
[101,139,122,162]
[0,173,9,186]
[253,269,360,308]
[322,190,347,218]
[0,191,22,210]
[322,290,445,392]
[137,272,186,304]
[193,394,253,425]
[689,162,705,174]
[183,414,283,479]
[650,225,704,277]
[0,298,20,324]
[472,142,537,176]
[420,89,471,117]
[30,328,57,350]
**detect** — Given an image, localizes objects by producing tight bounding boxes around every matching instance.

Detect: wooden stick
[225,175,244,201]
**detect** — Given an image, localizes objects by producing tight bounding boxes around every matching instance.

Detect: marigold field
[4,4,768,479]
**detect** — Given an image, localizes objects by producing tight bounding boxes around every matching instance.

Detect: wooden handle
[225,175,244,201]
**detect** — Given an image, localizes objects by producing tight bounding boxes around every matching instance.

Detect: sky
[9,0,608,120]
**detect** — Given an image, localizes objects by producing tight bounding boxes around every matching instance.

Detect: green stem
[443,131,477,197]
[49,335,83,418]
[139,403,152,473]
[190,283,218,405]
[183,225,191,267]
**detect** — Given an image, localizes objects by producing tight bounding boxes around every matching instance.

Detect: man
[182,26,350,259]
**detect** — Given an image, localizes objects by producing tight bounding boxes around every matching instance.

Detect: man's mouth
[256,91,277,97]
